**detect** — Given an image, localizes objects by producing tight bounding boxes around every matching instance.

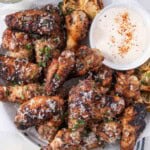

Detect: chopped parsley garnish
[25,43,33,50]
[40,46,51,61]
[38,61,46,67]
[72,119,85,131]
[5,89,10,96]
[54,74,60,80]
[20,93,25,100]
[53,37,60,42]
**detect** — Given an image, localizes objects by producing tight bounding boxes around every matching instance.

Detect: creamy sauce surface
[92,7,147,65]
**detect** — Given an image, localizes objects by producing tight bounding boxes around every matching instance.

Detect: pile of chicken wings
[0,2,147,150]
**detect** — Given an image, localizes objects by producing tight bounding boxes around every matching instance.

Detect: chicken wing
[93,65,113,94]
[115,72,141,103]
[140,71,150,92]
[5,8,63,36]
[68,79,125,131]
[62,0,103,19]
[120,103,146,150]
[35,37,65,67]
[37,114,62,142]
[15,96,64,129]
[74,46,104,76]
[45,50,75,95]
[57,76,86,99]
[65,11,89,49]
[1,29,33,59]
[0,84,44,103]
[44,129,82,150]
[0,56,41,84]
[91,121,122,144]
[43,129,102,150]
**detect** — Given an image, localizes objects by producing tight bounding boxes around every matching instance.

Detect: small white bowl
[90,0,150,70]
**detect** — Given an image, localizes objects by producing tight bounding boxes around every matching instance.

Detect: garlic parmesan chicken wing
[93,65,113,94]
[0,56,41,84]
[74,46,104,76]
[115,72,141,103]
[68,79,125,132]
[15,96,64,129]
[0,84,44,103]
[121,103,146,150]
[43,129,102,150]
[5,8,63,36]
[44,129,82,150]
[65,11,89,49]
[37,114,62,142]
[62,0,103,19]
[35,37,64,67]
[2,29,33,59]
[91,121,122,144]
[45,50,75,95]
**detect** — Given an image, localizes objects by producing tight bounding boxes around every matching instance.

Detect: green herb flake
[72,119,85,131]
[54,74,60,80]
[25,43,33,50]
[53,37,60,42]
[20,93,25,100]
[38,61,46,67]
[5,89,10,96]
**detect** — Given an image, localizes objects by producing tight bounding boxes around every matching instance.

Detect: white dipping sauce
[92,7,147,65]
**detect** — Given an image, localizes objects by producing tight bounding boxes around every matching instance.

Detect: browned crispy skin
[2,29,33,59]
[46,129,82,150]
[93,65,113,94]
[5,9,63,36]
[68,79,125,131]
[74,46,104,76]
[37,114,62,142]
[0,84,44,103]
[43,129,102,150]
[57,76,86,99]
[34,37,64,66]
[115,72,141,103]
[65,11,89,49]
[120,103,146,150]
[81,131,103,150]
[62,0,103,19]
[45,50,75,95]
[91,121,122,144]
[15,96,64,129]
[0,56,41,84]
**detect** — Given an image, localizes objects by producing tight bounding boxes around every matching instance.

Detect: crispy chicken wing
[37,114,62,142]
[68,79,125,131]
[1,29,33,59]
[0,83,44,103]
[5,8,63,36]
[0,56,41,84]
[93,65,113,94]
[91,121,121,144]
[65,11,89,49]
[35,37,64,67]
[45,129,81,150]
[120,103,146,150]
[115,72,141,103]
[57,76,86,99]
[43,129,102,150]
[62,0,103,19]
[140,71,150,92]
[74,46,104,76]
[45,50,75,95]
[15,96,64,129]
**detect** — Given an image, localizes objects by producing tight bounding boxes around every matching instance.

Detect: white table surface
[0,0,149,150]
